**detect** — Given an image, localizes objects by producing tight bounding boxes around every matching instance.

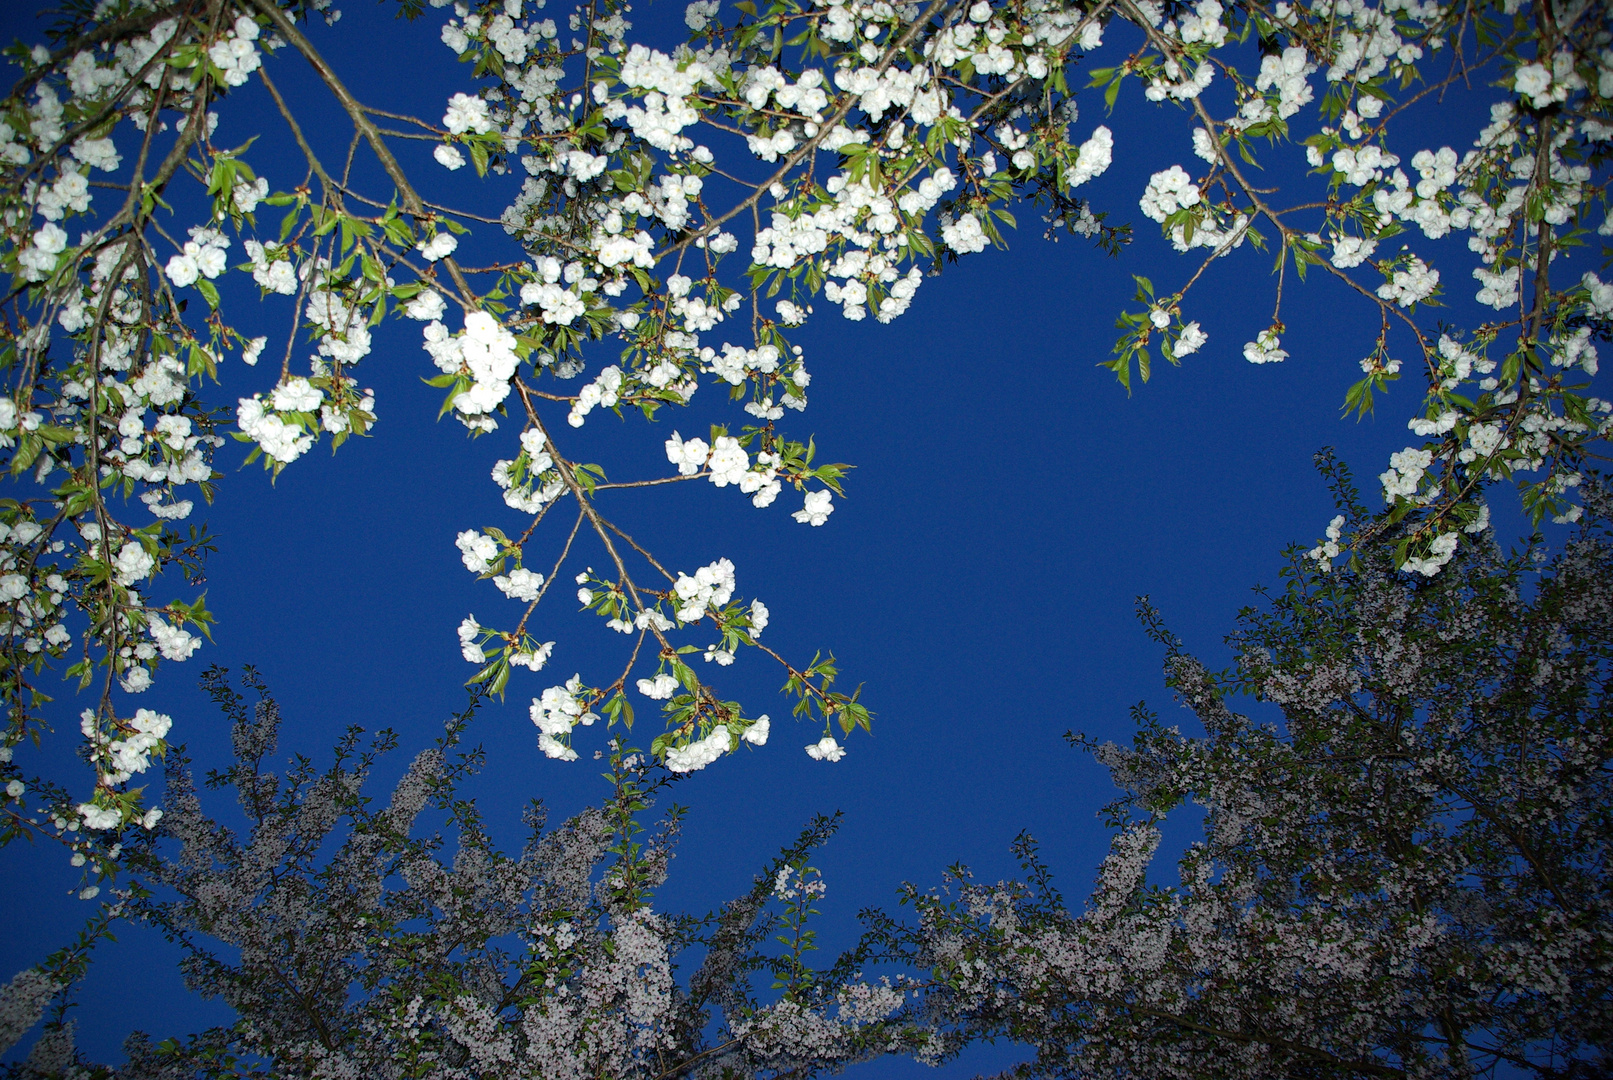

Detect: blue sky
[1,1,1585,1074]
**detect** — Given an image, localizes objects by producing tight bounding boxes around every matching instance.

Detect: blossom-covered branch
[0,0,1606,845]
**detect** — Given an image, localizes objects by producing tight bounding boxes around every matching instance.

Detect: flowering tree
[4,471,1607,1077]
[899,461,1612,1078]
[0,4,1610,1068]
[0,667,934,1078]
[0,0,1609,854]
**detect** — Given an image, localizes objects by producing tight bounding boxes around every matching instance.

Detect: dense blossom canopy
[0,671,935,1077]
[0,0,1608,1071]
[901,465,1613,1079]
[0,0,1608,840]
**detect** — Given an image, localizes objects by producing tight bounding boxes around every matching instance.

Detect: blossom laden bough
[0,0,1608,834]
[896,466,1613,1078]
[0,671,939,1077]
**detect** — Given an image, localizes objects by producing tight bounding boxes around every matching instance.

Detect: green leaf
[10,434,41,475]
[1104,72,1123,112]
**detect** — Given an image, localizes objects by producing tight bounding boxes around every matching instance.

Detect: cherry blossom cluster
[1,0,1607,826]
[907,479,1613,1077]
[1091,0,1608,574]
[0,673,935,1077]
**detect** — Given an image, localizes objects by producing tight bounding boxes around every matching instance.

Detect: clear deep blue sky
[1,2,1587,1074]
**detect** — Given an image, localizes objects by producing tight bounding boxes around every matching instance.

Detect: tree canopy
[904,460,1612,1079]
[0,0,1608,1073]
